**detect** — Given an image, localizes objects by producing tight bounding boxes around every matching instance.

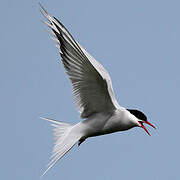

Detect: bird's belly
[101,120,133,135]
[81,110,135,138]
[80,112,111,137]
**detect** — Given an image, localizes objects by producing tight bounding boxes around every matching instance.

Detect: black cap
[126,109,147,121]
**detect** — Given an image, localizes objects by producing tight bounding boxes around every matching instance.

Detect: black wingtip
[39,2,45,11]
[39,2,49,17]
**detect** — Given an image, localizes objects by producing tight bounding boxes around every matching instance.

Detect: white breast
[80,108,138,138]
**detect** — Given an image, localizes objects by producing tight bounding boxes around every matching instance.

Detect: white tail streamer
[40,117,81,176]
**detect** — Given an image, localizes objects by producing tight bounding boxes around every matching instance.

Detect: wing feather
[40,4,122,118]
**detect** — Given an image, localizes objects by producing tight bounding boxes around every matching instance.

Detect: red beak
[138,121,156,136]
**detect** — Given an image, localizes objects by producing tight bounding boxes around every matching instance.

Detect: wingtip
[39,2,50,19]
[39,2,47,13]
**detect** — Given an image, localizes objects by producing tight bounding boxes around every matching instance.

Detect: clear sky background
[1,0,180,179]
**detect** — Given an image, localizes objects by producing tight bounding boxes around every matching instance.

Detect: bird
[39,4,156,176]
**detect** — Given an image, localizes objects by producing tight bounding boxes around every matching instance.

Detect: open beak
[138,121,156,136]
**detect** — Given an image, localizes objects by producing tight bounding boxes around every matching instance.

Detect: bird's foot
[78,138,85,146]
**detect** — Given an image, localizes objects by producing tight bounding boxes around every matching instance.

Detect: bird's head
[127,109,156,136]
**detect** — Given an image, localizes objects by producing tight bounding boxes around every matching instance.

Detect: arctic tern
[40,4,156,175]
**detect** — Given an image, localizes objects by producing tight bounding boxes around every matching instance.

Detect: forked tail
[41,117,82,176]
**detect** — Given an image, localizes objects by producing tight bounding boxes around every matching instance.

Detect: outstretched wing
[40,4,121,118]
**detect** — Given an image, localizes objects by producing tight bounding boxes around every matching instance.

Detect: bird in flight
[40,4,156,175]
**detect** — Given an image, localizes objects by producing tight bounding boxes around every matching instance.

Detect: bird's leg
[78,138,86,146]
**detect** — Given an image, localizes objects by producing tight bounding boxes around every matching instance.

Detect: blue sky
[1,0,180,179]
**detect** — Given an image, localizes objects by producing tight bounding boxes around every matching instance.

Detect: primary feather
[40,3,121,119]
